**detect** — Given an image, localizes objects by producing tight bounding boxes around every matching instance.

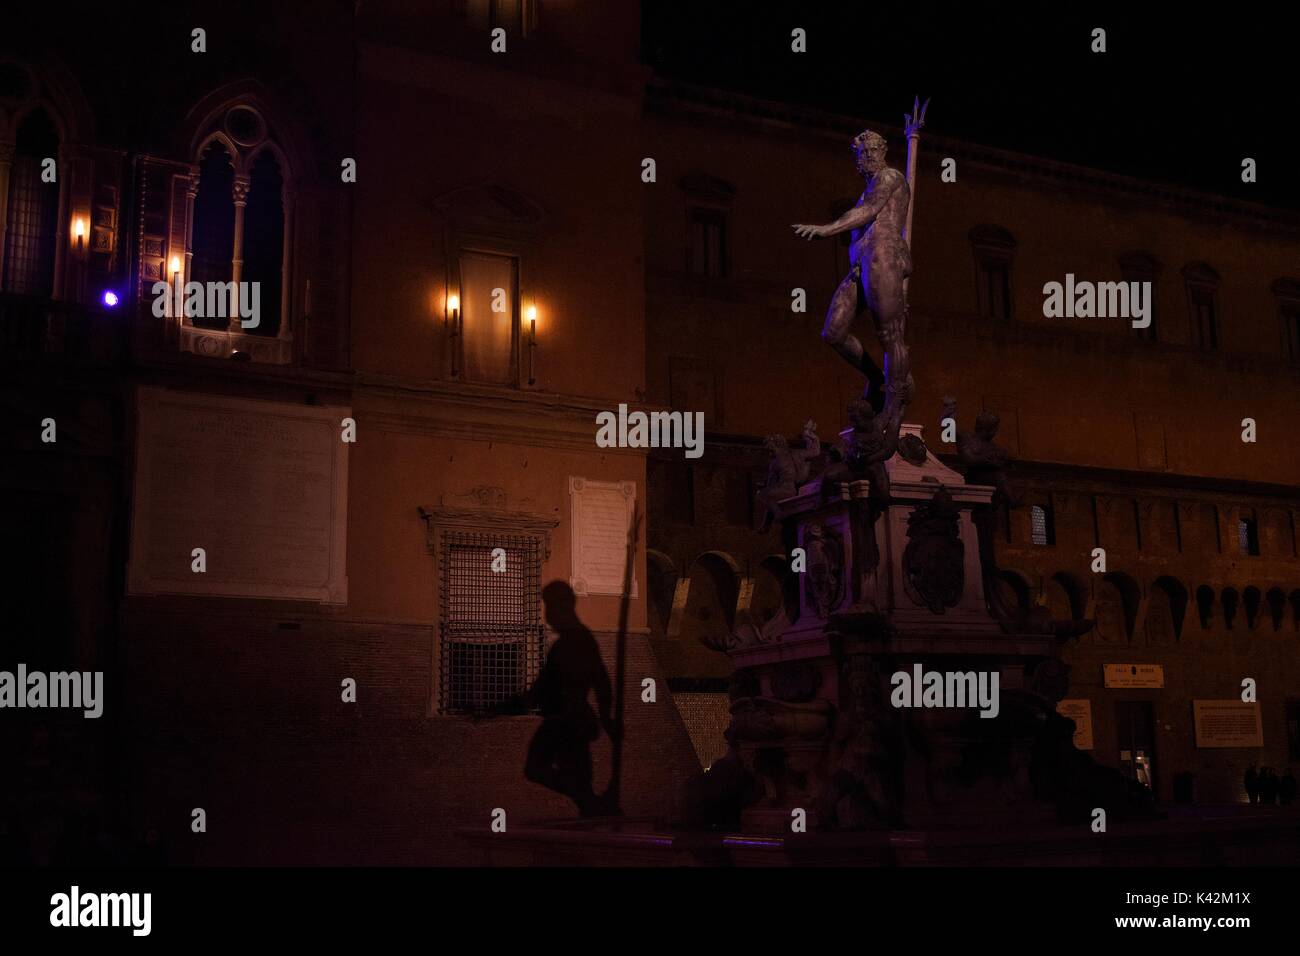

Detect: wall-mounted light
[101,290,120,308]
[169,256,183,321]
[72,216,86,253]
[447,292,461,377]
[525,303,538,385]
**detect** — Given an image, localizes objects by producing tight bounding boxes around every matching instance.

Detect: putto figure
[793,129,913,414]
[754,420,821,532]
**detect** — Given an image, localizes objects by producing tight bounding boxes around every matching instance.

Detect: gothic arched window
[178,99,295,363]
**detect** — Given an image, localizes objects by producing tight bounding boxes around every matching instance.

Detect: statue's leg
[866,254,911,413]
[822,269,885,398]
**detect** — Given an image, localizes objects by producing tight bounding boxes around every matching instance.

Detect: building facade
[3,3,1298,867]
[3,2,700,866]
[642,80,1300,804]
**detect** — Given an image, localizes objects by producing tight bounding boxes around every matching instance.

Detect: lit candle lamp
[72,217,86,252]
[170,256,182,320]
[525,304,538,385]
[447,293,461,377]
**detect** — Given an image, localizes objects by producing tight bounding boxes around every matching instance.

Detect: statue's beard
[863,156,886,175]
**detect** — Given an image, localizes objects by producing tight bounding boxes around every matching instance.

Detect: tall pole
[604,505,640,815]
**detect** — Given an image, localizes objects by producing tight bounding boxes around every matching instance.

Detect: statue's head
[974,410,1000,440]
[852,129,888,177]
[765,434,788,453]
[846,396,875,429]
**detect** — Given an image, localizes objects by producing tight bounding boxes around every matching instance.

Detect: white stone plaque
[1192,700,1264,748]
[1057,699,1094,750]
[568,477,637,597]
[128,387,349,603]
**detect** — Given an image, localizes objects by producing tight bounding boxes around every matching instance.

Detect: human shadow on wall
[520,581,620,818]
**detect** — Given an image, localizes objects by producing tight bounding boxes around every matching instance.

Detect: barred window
[1031,504,1053,546]
[2,109,60,297]
[1238,517,1259,557]
[439,530,542,714]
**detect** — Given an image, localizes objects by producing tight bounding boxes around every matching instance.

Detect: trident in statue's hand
[904,95,930,140]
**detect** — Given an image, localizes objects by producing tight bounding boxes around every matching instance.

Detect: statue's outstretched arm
[793,172,898,240]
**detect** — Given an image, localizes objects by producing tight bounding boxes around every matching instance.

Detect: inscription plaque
[1057,699,1094,750]
[128,387,349,603]
[1192,700,1264,748]
[1103,663,1165,688]
[568,477,637,597]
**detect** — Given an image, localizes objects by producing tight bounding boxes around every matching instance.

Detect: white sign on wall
[128,387,349,603]
[568,477,637,597]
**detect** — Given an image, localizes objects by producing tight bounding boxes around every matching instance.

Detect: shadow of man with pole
[522,510,639,818]
[522,581,618,817]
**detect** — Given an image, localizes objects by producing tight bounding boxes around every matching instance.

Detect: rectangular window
[1031,504,1054,546]
[688,207,727,278]
[1284,306,1300,363]
[724,469,753,528]
[1238,518,1260,557]
[981,262,1011,320]
[1126,279,1158,342]
[459,251,518,385]
[667,462,695,526]
[439,530,542,715]
[1190,288,1217,350]
[1287,698,1300,762]
[2,153,58,297]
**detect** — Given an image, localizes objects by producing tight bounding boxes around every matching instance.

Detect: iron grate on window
[439,530,542,715]
[1031,504,1049,546]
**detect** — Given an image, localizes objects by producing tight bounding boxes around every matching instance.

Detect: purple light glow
[102,291,119,307]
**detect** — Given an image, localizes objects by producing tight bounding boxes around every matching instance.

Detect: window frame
[969,225,1017,321]
[1272,278,1300,364]
[452,243,522,387]
[1119,251,1162,343]
[421,494,558,717]
[1182,262,1220,352]
[177,106,296,365]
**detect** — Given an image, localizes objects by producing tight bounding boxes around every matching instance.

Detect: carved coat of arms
[902,486,965,613]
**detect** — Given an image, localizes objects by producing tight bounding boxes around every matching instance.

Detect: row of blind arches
[647,548,1300,649]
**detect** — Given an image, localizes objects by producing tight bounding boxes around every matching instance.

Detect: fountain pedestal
[725,424,1065,832]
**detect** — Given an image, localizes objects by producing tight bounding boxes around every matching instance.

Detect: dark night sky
[642,4,1300,211]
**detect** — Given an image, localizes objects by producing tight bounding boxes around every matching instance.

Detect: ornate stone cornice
[356,373,653,455]
[419,487,559,558]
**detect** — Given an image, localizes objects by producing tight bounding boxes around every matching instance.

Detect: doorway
[1115,701,1156,793]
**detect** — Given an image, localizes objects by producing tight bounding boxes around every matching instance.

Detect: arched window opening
[1265,588,1286,631]
[243,149,285,337]
[1195,585,1215,629]
[1221,587,1239,630]
[190,140,236,330]
[1243,586,1261,630]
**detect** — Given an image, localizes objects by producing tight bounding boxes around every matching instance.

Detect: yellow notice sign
[1057,699,1094,750]
[1103,663,1164,688]
[1192,700,1263,748]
